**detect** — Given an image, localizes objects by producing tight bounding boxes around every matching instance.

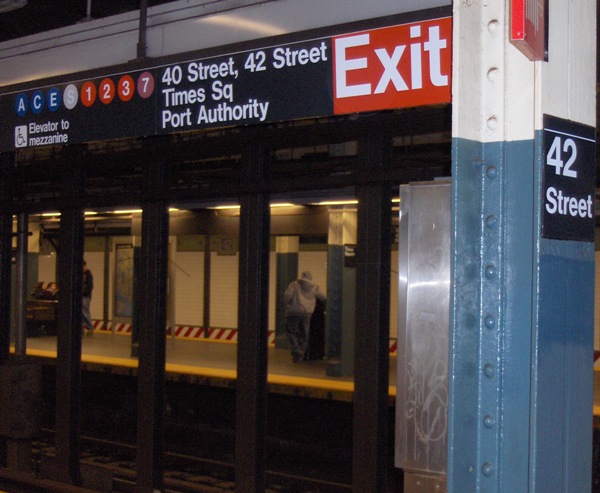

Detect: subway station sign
[0,11,451,152]
[542,114,596,242]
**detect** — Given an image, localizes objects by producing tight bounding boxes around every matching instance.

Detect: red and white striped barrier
[170,326,238,342]
[94,320,397,353]
[94,321,132,334]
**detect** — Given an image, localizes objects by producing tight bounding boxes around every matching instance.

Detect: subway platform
[16,331,397,402]
[20,332,600,409]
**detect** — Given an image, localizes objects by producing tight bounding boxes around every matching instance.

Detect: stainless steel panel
[404,471,447,493]
[395,181,450,475]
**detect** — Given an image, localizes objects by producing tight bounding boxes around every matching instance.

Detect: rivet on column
[484,314,495,329]
[482,462,494,477]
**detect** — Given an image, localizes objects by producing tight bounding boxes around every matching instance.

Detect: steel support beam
[274,237,298,348]
[325,209,356,377]
[203,235,211,331]
[449,1,595,491]
[352,133,392,492]
[0,152,14,468]
[449,2,534,489]
[0,153,13,363]
[235,144,270,492]
[135,158,170,493]
[103,237,110,332]
[55,164,85,486]
[14,212,28,357]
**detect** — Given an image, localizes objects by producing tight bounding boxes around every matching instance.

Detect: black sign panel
[10,70,158,150]
[542,114,596,242]
[1,38,335,152]
[156,39,332,134]
[0,11,453,152]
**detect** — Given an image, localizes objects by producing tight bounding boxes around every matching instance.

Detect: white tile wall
[173,251,204,326]
[85,252,105,322]
[35,240,404,341]
[210,252,239,328]
[298,251,328,292]
[37,253,57,287]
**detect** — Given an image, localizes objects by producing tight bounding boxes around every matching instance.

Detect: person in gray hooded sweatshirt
[284,271,326,363]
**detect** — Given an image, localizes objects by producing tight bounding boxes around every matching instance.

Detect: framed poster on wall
[115,243,134,318]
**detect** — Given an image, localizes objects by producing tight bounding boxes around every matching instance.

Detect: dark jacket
[82,269,93,298]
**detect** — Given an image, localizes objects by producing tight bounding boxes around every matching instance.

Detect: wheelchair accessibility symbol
[15,126,27,148]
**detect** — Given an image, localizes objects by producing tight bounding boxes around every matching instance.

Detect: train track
[29,433,352,493]
[18,371,386,491]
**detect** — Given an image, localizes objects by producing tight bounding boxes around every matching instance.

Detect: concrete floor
[20,331,398,400]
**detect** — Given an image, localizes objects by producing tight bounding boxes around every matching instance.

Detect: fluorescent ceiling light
[202,14,286,37]
[112,209,143,214]
[209,205,240,210]
[40,212,102,216]
[209,202,299,210]
[310,198,400,206]
[310,200,359,206]
[269,203,296,208]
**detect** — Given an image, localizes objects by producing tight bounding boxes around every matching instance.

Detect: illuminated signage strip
[0,11,452,152]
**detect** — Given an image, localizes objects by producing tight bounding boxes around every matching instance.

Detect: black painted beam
[235,145,270,492]
[352,134,393,492]
[0,153,13,363]
[135,158,170,493]
[55,163,85,486]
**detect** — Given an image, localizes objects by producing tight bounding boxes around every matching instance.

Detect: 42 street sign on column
[0,10,451,152]
[542,114,596,242]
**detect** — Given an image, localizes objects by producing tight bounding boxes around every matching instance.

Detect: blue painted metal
[449,132,594,491]
[532,241,594,492]
[497,138,536,490]
[449,137,535,492]
[326,244,357,376]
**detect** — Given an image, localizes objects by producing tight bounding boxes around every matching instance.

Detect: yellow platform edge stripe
[23,347,397,397]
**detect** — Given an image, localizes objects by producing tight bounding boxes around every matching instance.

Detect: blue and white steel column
[448,1,595,492]
[275,236,299,348]
[326,207,357,377]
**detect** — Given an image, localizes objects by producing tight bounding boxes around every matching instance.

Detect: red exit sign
[511,0,546,61]
[332,17,452,114]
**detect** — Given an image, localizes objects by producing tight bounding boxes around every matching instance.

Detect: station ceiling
[0,0,175,42]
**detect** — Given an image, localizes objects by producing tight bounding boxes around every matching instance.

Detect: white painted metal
[542,1,596,127]
[451,1,534,143]
[453,0,596,142]
[0,0,450,88]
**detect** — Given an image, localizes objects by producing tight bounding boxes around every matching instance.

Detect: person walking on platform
[284,271,326,363]
[82,260,94,335]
